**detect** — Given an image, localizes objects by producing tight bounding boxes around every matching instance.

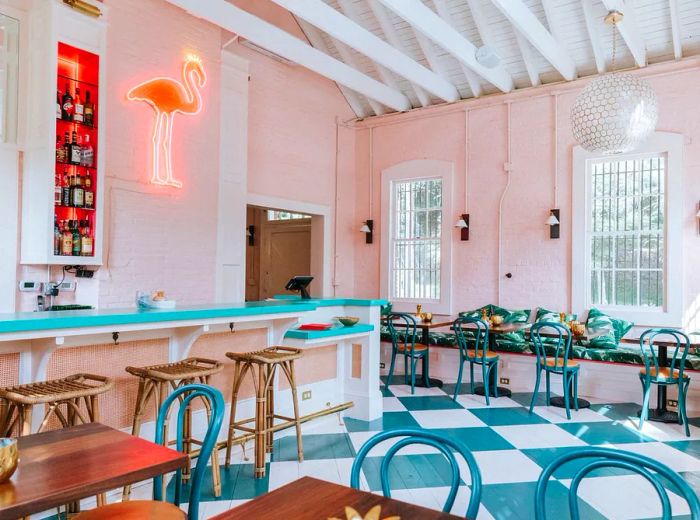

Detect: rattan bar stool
[224,346,304,479]
[0,373,114,514]
[123,357,224,500]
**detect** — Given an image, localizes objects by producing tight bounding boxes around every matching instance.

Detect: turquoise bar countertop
[285,323,375,340]
[0,297,386,335]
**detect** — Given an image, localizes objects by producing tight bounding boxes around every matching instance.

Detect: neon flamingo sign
[127,54,206,188]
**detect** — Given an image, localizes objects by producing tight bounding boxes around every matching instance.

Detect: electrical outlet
[668,399,678,407]
[379,362,386,369]
[302,390,312,401]
[499,377,510,385]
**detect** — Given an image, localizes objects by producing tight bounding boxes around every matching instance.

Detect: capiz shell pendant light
[571,11,657,155]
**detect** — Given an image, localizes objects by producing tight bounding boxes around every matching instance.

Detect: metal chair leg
[679,380,690,437]
[422,355,430,388]
[386,349,397,389]
[563,372,571,420]
[530,369,541,414]
[469,362,475,394]
[482,364,490,406]
[492,363,499,398]
[639,382,652,431]
[454,359,464,401]
[573,372,580,411]
[545,371,551,406]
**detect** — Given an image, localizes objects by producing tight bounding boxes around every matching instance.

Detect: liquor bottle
[61,84,73,121]
[54,173,62,206]
[61,170,71,207]
[53,216,61,256]
[80,220,93,257]
[80,134,94,167]
[61,220,73,256]
[71,220,81,256]
[70,131,81,164]
[55,135,67,163]
[56,90,62,119]
[72,173,84,208]
[73,88,84,123]
[63,131,71,163]
[84,90,94,127]
[84,175,94,209]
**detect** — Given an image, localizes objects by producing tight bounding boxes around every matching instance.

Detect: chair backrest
[639,328,691,381]
[535,446,700,520]
[386,312,419,355]
[153,383,224,520]
[453,316,489,360]
[531,321,573,369]
[350,428,482,519]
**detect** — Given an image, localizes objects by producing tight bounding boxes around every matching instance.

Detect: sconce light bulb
[546,213,560,226]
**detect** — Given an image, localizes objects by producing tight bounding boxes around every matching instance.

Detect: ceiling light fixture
[570,10,657,155]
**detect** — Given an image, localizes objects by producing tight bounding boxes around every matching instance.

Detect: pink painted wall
[16,0,356,310]
[353,63,700,328]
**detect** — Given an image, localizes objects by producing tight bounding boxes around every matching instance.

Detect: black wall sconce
[247,225,255,246]
[455,213,470,241]
[547,209,560,239]
[360,220,374,244]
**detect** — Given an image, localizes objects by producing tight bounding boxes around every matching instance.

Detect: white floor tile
[559,474,691,519]
[532,405,614,424]
[623,419,700,441]
[382,396,408,412]
[389,385,447,398]
[348,431,441,456]
[267,460,300,491]
[472,450,544,484]
[200,500,233,519]
[609,442,700,473]
[456,394,522,409]
[410,408,486,429]
[492,424,587,449]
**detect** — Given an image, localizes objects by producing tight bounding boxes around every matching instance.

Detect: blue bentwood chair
[529,321,579,420]
[385,313,430,395]
[350,429,482,519]
[534,447,700,520]
[453,317,499,404]
[75,384,225,520]
[639,328,692,436]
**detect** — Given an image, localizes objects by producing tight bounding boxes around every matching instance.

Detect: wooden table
[0,422,188,519]
[212,477,464,519]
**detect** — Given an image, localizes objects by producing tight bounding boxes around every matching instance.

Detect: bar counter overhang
[0,297,386,430]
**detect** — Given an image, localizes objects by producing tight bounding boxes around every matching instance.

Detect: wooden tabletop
[0,422,188,519]
[212,477,464,519]
[383,315,460,329]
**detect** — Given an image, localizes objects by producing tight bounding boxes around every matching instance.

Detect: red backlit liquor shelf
[20,1,106,266]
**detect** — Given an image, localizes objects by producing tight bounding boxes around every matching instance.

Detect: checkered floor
[162,376,700,519]
[48,377,700,519]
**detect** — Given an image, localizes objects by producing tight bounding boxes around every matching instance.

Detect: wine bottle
[71,220,81,256]
[73,173,84,208]
[84,90,94,127]
[61,220,73,256]
[53,217,61,256]
[54,173,62,206]
[73,88,84,123]
[55,135,66,163]
[80,220,93,256]
[70,131,81,164]
[61,84,73,121]
[61,170,71,207]
[80,134,94,167]
[56,90,62,120]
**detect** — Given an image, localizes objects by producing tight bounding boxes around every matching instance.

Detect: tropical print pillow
[585,308,632,349]
[491,305,530,344]
[535,308,577,323]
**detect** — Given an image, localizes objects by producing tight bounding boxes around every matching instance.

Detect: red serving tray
[298,323,333,331]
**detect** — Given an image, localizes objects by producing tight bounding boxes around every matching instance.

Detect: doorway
[245,207,313,301]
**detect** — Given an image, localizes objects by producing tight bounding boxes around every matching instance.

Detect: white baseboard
[380,343,700,414]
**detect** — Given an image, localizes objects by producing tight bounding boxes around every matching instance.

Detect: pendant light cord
[611,18,618,72]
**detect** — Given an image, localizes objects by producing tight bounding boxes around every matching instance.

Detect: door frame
[247,193,332,298]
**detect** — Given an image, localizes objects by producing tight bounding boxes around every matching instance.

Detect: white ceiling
[285,0,700,118]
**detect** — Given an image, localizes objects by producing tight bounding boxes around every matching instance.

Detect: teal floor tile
[166,462,269,502]
[397,395,464,411]
[469,406,550,426]
[510,391,557,407]
[521,446,634,479]
[665,440,700,458]
[344,411,420,432]
[557,421,655,444]
[272,433,355,461]
[480,480,606,520]
[589,402,643,422]
[431,426,514,451]
[360,453,464,491]
[441,382,473,396]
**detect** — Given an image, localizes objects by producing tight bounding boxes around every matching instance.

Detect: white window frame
[380,159,453,314]
[572,132,684,327]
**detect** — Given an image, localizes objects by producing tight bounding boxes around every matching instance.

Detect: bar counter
[0,297,386,430]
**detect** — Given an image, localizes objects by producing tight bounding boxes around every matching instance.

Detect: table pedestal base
[413,377,444,388]
[637,408,679,423]
[474,385,512,398]
[550,396,591,409]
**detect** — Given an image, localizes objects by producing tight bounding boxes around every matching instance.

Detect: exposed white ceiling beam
[669,0,683,60]
[580,0,606,74]
[297,19,373,117]
[513,31,541,87]
[600,0,646,67]
[164,0,410,111]
[431,0,482,97]
[330,38,387,116]
[376,0,514,93]
[540,0,568,48]
[360,0,432,107]
[488,0,577,81]
[270,0,459,103]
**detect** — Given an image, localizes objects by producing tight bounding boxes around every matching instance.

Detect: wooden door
[260,220,311,299]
